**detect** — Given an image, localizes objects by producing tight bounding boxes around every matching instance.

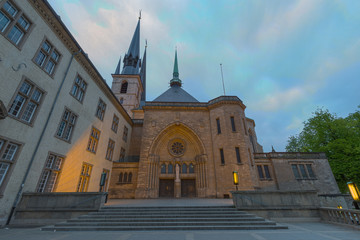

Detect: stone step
[41,205,288,231]
[54,220,276,227]
[88,211,251,215]
[42,225,288,231]
[68,217,266,222]
[79,213,256,219]
[101,206,235,210]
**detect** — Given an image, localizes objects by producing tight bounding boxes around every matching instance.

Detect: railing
[254,152,327,159]
[320,207,360,227]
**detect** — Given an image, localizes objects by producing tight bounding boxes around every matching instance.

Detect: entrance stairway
[41,205,287,231]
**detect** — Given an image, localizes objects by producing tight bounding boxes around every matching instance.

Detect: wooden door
[159,179,174,198]
[181,179,196,197]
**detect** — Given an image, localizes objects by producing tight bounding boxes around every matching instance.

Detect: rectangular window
[105,139,115,161]
[8,79,44,124]
[235,147,241,164]
[77,162,92,192]
[0,1,32,47]
[216,118,221,134]
[291,164,301,179]
[230,116,236,132]
[33,39,61,76]
[0,137,21,191]
[264,165,271,179]
[257,165,264,179]
[56,108,77,142]
[87,127,100,153]
[299,164,308,179]
[119,147,125,161]
[123,126,128,142]
[37,153,64,192]
[306,164,315,178]
[257,165,272,180]
[70,75,87,103]
[220,148,225,165]
[111,114,119,133]
[292,164,316,179]
[95,98,106,120]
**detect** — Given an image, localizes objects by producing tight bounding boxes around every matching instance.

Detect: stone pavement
[0,222,359,240]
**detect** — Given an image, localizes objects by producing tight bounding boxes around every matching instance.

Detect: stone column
[175,164,181,198]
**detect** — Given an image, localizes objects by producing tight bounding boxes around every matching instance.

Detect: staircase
[41,206,287,231]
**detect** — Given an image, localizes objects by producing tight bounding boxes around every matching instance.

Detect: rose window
[170,142,184,156]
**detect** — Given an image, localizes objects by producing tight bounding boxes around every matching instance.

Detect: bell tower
[111,16,146,118]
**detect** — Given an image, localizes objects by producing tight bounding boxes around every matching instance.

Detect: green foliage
[286,107,360,192]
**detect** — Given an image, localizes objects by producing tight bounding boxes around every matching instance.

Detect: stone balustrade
[320,207,360,227]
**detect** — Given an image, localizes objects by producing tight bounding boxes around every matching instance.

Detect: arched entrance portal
[147,123,207,198]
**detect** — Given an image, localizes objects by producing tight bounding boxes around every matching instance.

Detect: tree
[286,107,360,192]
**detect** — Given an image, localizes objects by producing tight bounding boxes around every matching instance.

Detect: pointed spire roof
[127,19,140,58]
[114,56,121,74]
[170,49,182,87]
[121,17,141,75]
[153,48,198,103]
[140,43,147,101]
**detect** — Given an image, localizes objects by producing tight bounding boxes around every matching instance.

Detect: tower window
[216,118,221,134]
[230,116,236,132]
[235,147,241,164]
[120,81,128,93]
[220,148,225,165]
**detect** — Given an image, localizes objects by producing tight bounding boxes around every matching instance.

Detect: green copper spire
[170,49,182,87]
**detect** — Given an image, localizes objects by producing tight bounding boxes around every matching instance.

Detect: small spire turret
[170,49,182,87]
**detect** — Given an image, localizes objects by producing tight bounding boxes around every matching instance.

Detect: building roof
[153,85,199,102]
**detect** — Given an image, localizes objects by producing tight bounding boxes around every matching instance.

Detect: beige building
[0,0,341,226]
[0,0,131,225]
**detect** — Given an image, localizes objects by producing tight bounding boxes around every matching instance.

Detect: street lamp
[233,171,239,191]
[347,182,360,209]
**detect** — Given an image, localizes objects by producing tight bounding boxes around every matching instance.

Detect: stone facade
[0,0,342,227]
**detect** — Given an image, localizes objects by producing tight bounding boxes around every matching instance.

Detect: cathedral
[107,18,340,199]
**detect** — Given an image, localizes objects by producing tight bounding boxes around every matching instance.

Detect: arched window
[161,164,166,174]
[120,81,128,93]
[168,164,173,174]
[123,172,128,183]
[128,172,132,183]
[119,97,124,104]
[189,164,195,173]
[119,172,123,183]
[182,163,187,174]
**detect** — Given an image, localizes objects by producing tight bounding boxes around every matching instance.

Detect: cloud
[250,86,306,111]
[286,117,304,130]
[255,0,321,45]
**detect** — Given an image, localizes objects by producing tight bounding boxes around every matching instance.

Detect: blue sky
[48,0,360,152]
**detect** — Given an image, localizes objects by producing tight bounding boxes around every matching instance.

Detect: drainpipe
[6,49,83,225]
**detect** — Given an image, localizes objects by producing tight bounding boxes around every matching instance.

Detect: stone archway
[143,122,207,198]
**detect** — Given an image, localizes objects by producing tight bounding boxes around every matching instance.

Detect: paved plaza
[1,199,359,240]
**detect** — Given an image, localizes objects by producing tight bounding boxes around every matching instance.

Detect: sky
[48,0,360,152]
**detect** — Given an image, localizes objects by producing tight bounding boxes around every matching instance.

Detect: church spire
[170,49,182,87]
[114,56,121,74]
[140,41,147,101]
[121,17,141,75]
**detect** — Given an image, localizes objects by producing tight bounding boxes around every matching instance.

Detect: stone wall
[11,192,105,226]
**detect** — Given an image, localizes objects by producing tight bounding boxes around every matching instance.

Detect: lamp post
[233,171,239,191]
[347,182,360,209]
